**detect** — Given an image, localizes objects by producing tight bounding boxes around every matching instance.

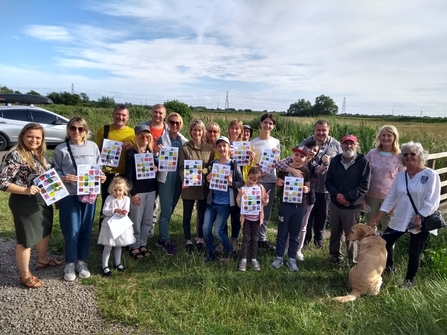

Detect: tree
[0,85,14,93]
[80,93,90,103]
[97,96,115,108]
[164,99,192,123]
[312,95,338,116]
[287,99,312,116]
[26,90,41,95]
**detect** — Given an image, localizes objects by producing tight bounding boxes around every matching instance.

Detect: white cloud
[24,25,73,42]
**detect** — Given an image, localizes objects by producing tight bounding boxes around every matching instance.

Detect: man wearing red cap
[325,134,371,264]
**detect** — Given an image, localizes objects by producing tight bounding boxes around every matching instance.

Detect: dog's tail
[332,289,361,303]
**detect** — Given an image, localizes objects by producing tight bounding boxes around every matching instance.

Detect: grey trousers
[129,191,156,249]
[328,202,360,263]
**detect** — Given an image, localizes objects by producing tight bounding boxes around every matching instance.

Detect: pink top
[366,148,405,199]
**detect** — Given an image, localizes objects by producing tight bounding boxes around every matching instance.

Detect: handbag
[405,172,446,232]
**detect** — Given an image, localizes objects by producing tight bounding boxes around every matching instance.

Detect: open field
[1,106,447,334]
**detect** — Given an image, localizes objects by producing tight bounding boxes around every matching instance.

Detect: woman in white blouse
[369,141,440,289]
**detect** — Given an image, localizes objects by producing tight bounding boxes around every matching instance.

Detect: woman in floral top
[0,123,61,288]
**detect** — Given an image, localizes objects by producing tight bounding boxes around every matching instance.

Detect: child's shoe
[251,259,261,271]
[239,259,247,272]
[286,258,298,272]
[296,251,305,261]
[103,267,112,277]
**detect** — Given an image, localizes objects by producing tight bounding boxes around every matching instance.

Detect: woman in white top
[250,113,280,251]
[369,141,440,289]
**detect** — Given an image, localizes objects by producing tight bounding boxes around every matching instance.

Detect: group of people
[0,104,441,290]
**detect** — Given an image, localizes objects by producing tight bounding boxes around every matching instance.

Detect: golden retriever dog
[333,224,387,303]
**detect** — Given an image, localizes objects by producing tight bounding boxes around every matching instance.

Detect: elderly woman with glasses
[152,113,188,256]
[369,141,441,289]
[53,116,106,282]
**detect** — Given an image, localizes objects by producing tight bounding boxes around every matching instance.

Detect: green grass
[3,108,447,334]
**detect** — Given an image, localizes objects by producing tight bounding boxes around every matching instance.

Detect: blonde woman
[179,119,214,253]
[365,125,405,231]
[0,123,61,288]
[53,116,106,281]
[205,122,221,159]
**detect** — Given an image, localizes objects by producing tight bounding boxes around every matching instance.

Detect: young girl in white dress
[97,176,135,277]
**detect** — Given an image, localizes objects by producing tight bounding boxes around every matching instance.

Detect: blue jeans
[158,172,182,242]
[59,195,96,263]
[203,203,232,255]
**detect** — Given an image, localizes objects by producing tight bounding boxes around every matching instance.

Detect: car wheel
[0,134,8,151]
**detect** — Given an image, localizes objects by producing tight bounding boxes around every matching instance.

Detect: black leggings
[182,199,206,240]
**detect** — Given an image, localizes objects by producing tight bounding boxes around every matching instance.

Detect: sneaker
[258,240,276,251]
[251,259,261,271]
[165,242,177,256]
[384,265,396,274]
[400,279,416,290]
[64,263,76,281]
[296,251,305,262]
[286,258,298,272]
[195,242,205,253]
[239,259,247,272]
[330,256,343,264]
[75,261,91,279]
[155,238,165,249]
[203,253,216,263]
[271,257,283,269]
[185,242,194,254]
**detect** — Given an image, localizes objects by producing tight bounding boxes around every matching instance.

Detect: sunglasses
[207,130,219,134]
[403,152,417,157]
[69,126,85,133]
[138,134,151,139]
[169,120,180,126]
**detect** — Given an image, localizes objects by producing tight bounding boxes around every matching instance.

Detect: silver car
[0,105,69,151]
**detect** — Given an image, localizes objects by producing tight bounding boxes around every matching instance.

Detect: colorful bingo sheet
[209,163,231,192]
[259,149,280,174]
[183,160,203,186]
[77,165,101,195]
[33,168,69,206]
[134,153,156,180]
[283,176,304,204]
[232,142,251,166]
[240,186,262,215]
[100,139,123,167]
[158,147,179,171]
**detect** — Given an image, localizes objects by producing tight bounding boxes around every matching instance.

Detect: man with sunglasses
[96,104,135,216]
[325,134,371,265]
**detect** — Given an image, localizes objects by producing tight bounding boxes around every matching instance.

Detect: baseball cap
[292,145,309,156]
[341,134,358,144]
[215,136,231,145]
[134,124,151,134]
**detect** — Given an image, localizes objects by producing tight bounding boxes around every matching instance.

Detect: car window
[1,109,29,121]
[31,110,62,125]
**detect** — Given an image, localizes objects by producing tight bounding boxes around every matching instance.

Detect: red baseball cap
[292,146,309,156]
[341,134,358,144]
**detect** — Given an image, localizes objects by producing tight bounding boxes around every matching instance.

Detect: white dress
[97,195,136,246]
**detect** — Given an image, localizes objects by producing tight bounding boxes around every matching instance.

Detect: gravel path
[0,238,138,335]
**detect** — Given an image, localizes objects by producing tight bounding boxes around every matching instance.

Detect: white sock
[102,246,112,269]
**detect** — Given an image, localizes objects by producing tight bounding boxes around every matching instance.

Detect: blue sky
[1,0,446,117]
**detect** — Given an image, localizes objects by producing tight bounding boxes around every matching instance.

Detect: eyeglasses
[138,134,151,139]
[403,152,417,157]
[69,126,85,133]
[169,120,180,126]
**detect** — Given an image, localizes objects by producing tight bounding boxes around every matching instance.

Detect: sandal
[102,267,112,277]
[20,275,44,288]
[139,246,152,257]
[129,249,143,260]
[36,258,62,270]
[115,264,126,272]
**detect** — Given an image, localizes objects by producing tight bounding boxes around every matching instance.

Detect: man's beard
[342,149,355,159]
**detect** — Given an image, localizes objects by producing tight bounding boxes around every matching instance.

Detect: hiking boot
[251,259,261,271]
[239,259,247,272]
[64,263,76,282]
[75,261,91,279]
[286,258,298,272]
[271,257,283,269]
